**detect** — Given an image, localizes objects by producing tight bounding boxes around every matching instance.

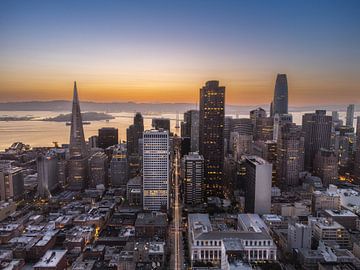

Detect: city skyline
[1,0,360,105]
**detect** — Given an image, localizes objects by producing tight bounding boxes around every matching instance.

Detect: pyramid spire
[69,81,87,158]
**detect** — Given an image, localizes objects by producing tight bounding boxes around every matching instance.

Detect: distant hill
[0,100,357,114]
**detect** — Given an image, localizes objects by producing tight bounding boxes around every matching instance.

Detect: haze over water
[0,110,356,151]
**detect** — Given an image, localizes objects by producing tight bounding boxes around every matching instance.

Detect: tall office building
[224,116,233,154]
[250,107,266,131]
[126,113,144,156]
[346,104,355,127]
[313,148,338,187]
[37,151,59,198]
[270,74,288,117]
[253,140,277,186]
[0,164,24,201]
[276,123,304,188]
[126,113,144,180]
[88,151,108,188]
[302,110,332,171]
[68,82,89,191]
[244,156,272,215]
[332,111,343,129]
[110,146,128,188]
[353,117,360,182]
[336,126,354,167]
[231,118,253,136]
[54,149,68,188]
[143,129,170,211]
[199,80,225,197]
[181,110,200,152]
[230,132,253,160]
[98,128,118,149]
[181,152,204,205]
[254,117,274,141]
[272,114,292,141]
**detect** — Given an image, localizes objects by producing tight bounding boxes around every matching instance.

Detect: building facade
[302,110,332,171]
[98,127,118,149]
[143,130,170,211]
[199,80,225,197]
[244,156,272,215]
[181,152,204,205]
[270,74,288,117]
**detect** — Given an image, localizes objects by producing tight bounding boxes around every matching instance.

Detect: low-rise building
[311,218,351,249]
[33,250,67,270]
[188,213,277,268]
[324,209,359,230]
[134,212,167,240]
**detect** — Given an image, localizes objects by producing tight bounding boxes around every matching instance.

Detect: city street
[170,147,184,270]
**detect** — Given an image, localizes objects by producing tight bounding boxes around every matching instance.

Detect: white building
[312,186,341,214]
[143,129,170,211]
[244,156,272,215]
[287,222,312,251]
[37,151,59,198]
[188,213,277,269]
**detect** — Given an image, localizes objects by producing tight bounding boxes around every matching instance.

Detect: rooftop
[33,250,67,268]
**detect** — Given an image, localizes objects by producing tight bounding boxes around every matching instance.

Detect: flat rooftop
[33,250,67,268]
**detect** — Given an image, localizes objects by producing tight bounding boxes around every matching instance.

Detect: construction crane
[52,141,59,148]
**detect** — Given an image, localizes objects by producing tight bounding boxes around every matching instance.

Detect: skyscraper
[271,74,288,117]
[346,104,355,127]
[126,112,144,156]
[68,81,89,191]
[313,148,338,187]
[0,164,24,201]
[276,123,304,188]
[199,80,225,197]
[244,156,272,215]
[181,152,204,205]
[88,151,108,188]
[302,110,332,171]
[110,146,128,188]
[143,129,170,211]
[181,110,200,152]
[98,127,118,149]
[37,151,59,198]
[126,113,144,180]
[254,117,274,141]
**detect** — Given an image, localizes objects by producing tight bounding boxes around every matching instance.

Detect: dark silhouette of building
[68,82,89,190]
[254,117,274,141]
[270,74,288,117]
[152,118,170,131]
[98,127,118,149]
[88,151,108,188]
[346,104,355,127]
[126,113,144,156]
[314,148,338,187]
[302,110,332,171]
[181,110,199,152]
[276,123,304,188]
[199,80,225,197]
[126,113,143,179]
